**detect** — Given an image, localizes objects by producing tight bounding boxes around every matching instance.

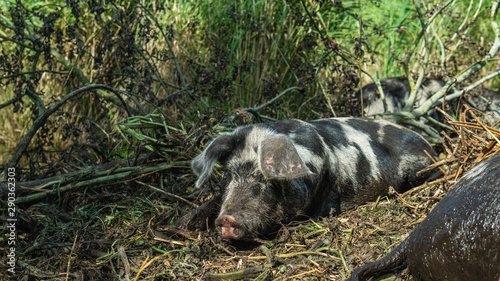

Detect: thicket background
[0,0,499,280]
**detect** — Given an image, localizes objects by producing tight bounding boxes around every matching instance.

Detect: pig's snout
[215,215,242,239]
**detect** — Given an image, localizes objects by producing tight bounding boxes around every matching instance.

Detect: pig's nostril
[215,215,242,239]
[215,214,234,225]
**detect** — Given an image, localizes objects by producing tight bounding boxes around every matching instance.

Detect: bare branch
[363,35,387,112]
[242,86,301,121]
[430,24,449,78]
[437,70,500,104]
[413,2,500,117]
[448,0,484,60]
[404,0,453,111]
[0,97,17,110]
[1,84,132,181]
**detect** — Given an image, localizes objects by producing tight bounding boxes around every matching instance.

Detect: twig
[50,49,137,114]
[14,161,190,203]
[403,0,453,110]
[209,237,235,256]
[202,267,263,280]
[414,2,500,117]
[117,246,132,280]
[448,0,483,59]
[423,150,446,174]
[19,154,151,188]
[363,35,387,113]
[431,22,449,78]
[24,240,112,254]
[266,29,299,83]
[425,115,453,131]
[462,105,500,145]
[404,0,432,111]
[402,174,456,197]
[261,245,273,265]
[135,180,198,208]
[355,1,386,113]
[447,121,500,136]
[417,157,457,176]
[404,0,453,71]
[0,96,17,110]
[388,112,443,143]
[153,236,185,246]
[65,234,78,281]
[438,70,500,104]
[389,187,417,208]
[284,269,322,280]
[419,196,442,201]
[297,0,373,79]
[242,86,300,121]
[247,249,339,260]
[133,253,169,281]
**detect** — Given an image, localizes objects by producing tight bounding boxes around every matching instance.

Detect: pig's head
[192,127,314,240]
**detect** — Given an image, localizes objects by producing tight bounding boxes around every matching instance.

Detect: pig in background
[467,87,500,125]
[355,77,444,116]
[356,77,500,126]
[348,153,500,281]
[190,117,436,240]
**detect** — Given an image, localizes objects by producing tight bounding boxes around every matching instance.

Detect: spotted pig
[355,77,444,116]
[192,118,436,240]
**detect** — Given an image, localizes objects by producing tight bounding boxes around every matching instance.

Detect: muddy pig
[192,118,436,240]
[348,154,500,281]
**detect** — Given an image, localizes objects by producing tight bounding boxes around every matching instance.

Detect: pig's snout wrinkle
[215,215,242,239]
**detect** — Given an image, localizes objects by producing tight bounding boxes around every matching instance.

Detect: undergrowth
[0,0,499,280]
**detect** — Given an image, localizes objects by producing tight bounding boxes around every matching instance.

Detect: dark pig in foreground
[192,118,436,240]
[348,154,500,281]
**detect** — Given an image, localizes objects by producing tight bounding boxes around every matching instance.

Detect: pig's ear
[192,135,235,188]
[258,135,312,179]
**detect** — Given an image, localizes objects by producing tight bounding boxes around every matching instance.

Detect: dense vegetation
[1,0,499,280]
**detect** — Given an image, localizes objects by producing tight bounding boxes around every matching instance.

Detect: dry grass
[4,109,498,281]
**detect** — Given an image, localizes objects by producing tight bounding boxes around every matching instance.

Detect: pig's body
[355,77,444,116]
[468,87,500,126]
[192,118,435,240]
[356,77,500,125]
[348,154,500,281]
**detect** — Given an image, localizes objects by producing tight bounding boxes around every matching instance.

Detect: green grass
[1,0,498,166]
